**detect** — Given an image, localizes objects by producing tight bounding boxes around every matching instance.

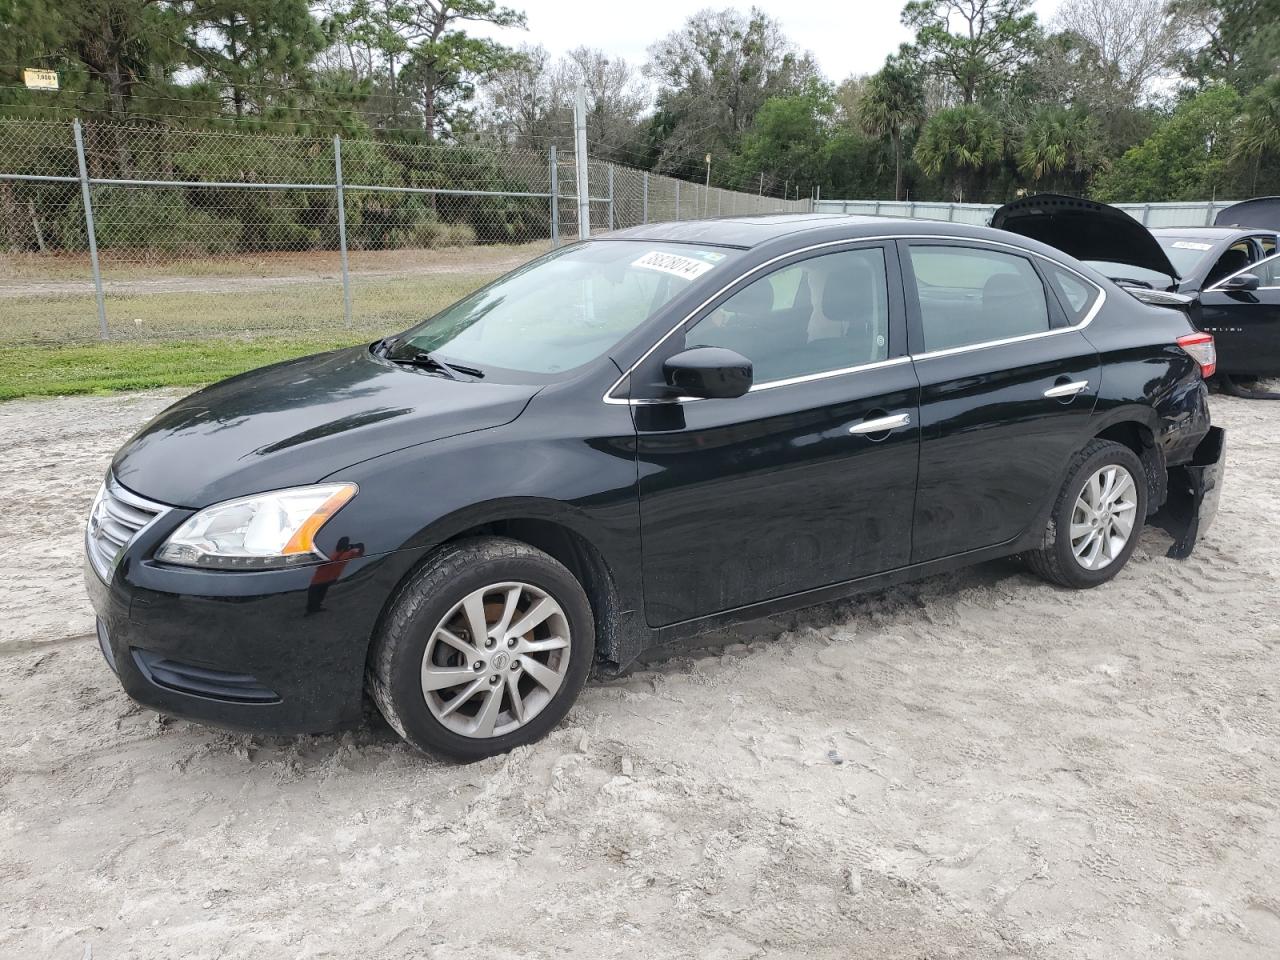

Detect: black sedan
[86,214,1225,760]
[993,194,1280,380]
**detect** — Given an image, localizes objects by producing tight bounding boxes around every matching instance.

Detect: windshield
[1157,237,1216,275]
[387,240,738,378]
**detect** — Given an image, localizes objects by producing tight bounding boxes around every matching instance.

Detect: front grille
[86,476,168,581]
[132,648,280,703]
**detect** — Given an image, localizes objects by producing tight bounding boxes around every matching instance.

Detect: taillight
[1177,332,1216,379]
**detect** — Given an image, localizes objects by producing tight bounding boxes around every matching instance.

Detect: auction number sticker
[632,251,715,280]
[1171,240,1213,251]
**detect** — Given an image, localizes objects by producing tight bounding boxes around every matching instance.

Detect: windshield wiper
[391,350,484,380]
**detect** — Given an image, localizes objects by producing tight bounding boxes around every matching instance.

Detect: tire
[1025,439,1148,589]
[366,536,594,761]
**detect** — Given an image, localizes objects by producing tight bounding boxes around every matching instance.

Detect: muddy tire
[367,537,593,761]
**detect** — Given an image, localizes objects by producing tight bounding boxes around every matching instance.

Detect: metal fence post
[573,86,590,240]
[642,172,649,224]
[73,119,109,340]
[549,145,560,248]
[333,136,353,326]
[675,180,680,221]
[607,164,614,231]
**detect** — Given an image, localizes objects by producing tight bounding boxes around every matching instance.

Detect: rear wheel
[367,537,593,761]
[1025,440,1148,589]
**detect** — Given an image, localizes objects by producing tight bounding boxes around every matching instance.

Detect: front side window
[1205,240,1254,286]
[393,241,739,377]
[908,245,1050,352]
[1242,252,1280,288]
[684,247,890,384]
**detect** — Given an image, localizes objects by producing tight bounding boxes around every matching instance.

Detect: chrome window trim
[603,233,1105,405]
[1206,250,1280,293]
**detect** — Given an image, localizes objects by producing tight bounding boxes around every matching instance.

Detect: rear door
[1199,251,1280,377]
[900,239,1103,563]
[631,242,921,626]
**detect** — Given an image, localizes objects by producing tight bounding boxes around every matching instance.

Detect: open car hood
[991,194,1180,282]
[1214,196,1280,230]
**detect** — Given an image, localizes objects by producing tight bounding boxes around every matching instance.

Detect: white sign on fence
[23,69,58,91]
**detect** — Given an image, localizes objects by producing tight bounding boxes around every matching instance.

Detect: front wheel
[367,537,594,761]
[1025,439,1148,589]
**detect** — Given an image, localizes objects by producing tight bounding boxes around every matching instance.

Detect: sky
[472,0,1066,82]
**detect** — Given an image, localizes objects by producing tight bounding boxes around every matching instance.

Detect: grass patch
[2,272,496,346]
[0,337,370,400]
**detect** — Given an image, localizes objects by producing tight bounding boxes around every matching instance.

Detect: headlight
[156,483,358,570]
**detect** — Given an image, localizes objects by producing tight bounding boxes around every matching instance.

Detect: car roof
[1149,227,1269,240]
[604,213,1015,250]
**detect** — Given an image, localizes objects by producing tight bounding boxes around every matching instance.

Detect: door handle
[849,412,911,435]
[1043,380,1089,399]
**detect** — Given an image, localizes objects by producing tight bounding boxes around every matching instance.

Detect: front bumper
[85,546,420,735]
[1153,425,1226,559]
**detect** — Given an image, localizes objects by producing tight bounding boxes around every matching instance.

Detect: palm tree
[1018,106,1104,193]
[858,62,925,201]
[1235,75,1280,193]
[913,105,1004,202]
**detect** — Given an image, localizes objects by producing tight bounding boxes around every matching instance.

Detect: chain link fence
[0,119,809,346]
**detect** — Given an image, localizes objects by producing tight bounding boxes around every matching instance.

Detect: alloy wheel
[1070,464,1139,571]
[419,581,571,738]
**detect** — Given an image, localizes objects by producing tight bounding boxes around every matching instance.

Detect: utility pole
[573,85,590,240]
[704,153,711,217]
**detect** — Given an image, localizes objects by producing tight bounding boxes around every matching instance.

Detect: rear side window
[907,246,1050,352]
[1042,262,1100,323]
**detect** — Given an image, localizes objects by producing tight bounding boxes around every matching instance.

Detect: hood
[1214,196,1280,230]
[991,194,1180,282]
[112,346,539,507]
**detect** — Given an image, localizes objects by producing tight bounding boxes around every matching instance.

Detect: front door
[1199,252,1280,378]
[630,243,921,627]
[899,240,1103,563]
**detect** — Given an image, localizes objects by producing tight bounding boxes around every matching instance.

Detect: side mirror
[1221,272,1260,292]
[663,346,753,399]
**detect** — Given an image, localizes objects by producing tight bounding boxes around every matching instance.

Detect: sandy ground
[0,390,1277,959]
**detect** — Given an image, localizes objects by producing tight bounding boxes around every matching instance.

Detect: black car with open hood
[991,194,1182,289]
[994,194,1280,380]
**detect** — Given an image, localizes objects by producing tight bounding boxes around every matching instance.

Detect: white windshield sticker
[1171,240,1213,251]
[631,251,715,280]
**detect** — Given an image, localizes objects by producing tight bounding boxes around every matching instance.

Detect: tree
[899,0,1041,104]
[567,47,648,163]
[1016,105,1104,191]
[1172,0,1280,89]
[181,0,329,119]
[1093,85,1244,200]
[0,0,187,120]
[913,103,1004,200]
[1235,74,1280,191]
[858,60,925,200]
[729,80,834,196]
[338,0,525,138]
[645,7,817,176]
[1052,0,1189,103]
